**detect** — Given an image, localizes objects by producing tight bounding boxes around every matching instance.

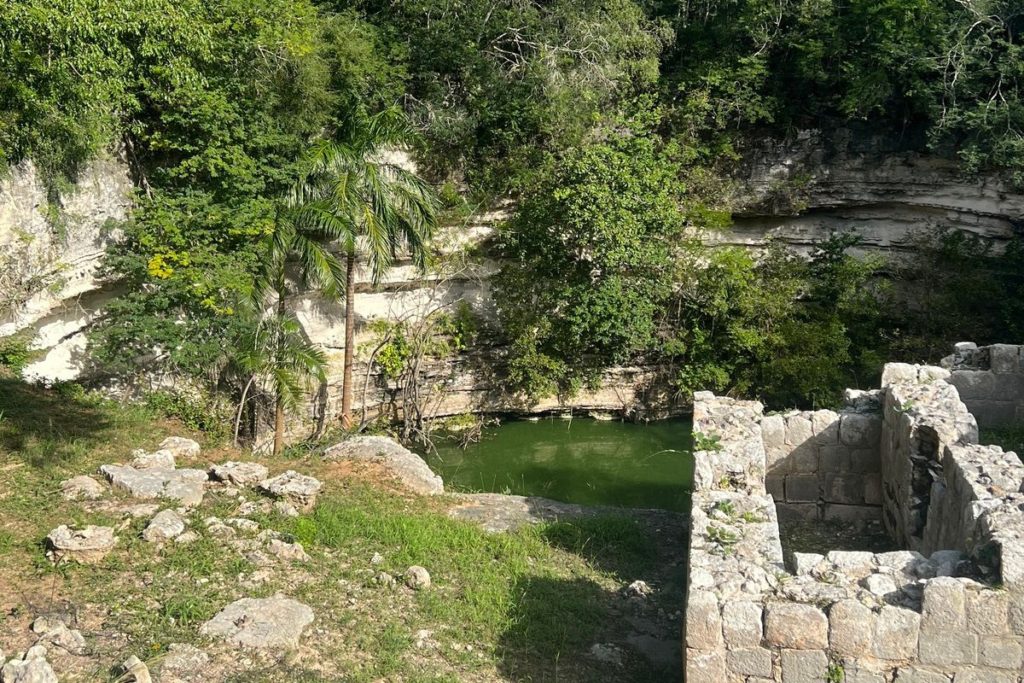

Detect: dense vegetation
[1,0,1023,413]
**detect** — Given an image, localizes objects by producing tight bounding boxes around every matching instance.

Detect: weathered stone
[790,552,824,576]
[101,465,207,507]
[60,475,104,501]
[200,596,313,649]
[174,530,199,545]
[31,618,86,655]
[404,565,431,590]
[829,598,873,657]
[893,667,951,682]
[721,600,762,648]
[141,509,186,543]
[726,648,772,677]
[46,525,116,564]
[274,501,299,517]
[863,473,883,505]
[952,669,1016,683]
[785,474,820,503]
[267,539,310,562]
[209,461,269,487]
[872,605,919,660]
[965,589,1008,634]
[826,550,874,577]
[851,447,881,473]
[154,643,209,683]
[1,646,57,683]
[685,593,723,649]
[324,436,443,495]
[862,573,897,597]
[921,577,966,632]
[121,655,152,683]
[882,363,919,385]
[623,580,652,599]
[258,470,322,511]
[785,415,814,447]
[684,649,726,683]
[765,603,828,650]
[979,636,1023,669]
[588,643,623,667]
[779,648,828,683]
[131,449,175,470]
[159,436,201,458]
[918,630,977,666]
[225,517,259,533]
[374,571,397,588]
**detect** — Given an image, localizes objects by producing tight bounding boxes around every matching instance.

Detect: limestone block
[131,449,175,470]
[829,598,873,657]
[825,474,865,504]
[200,595,313,649]
[965,589,1008,635]
[872,605,919,660]
[1008,596,1024,635]
[159,436,201,458]
[989,344,1022,374]
[789,443,819,473]
[726,648,772,677]
[766,475,785,501]
[785,414,814,447]
[840,412,882,449]
[863,474,883,505]
[851,448,881,473]
[979,636,1023,669]
[765,603,828,650]
[684,649,726,683]
[762,414,787,468]
[790,552,824,576]
[819,445,851,473]
[811,409,840,446]
[721,601,763,648]
[918,631,978,666]
[949,371,999,400]
[951,669,1016,683]
[921,577,966,631]
[685,593,723,650]
[785,475,820,503]
[882,363,919,385]
[893,668,952,682]
[779,648,828,683]
[825,550,875,577]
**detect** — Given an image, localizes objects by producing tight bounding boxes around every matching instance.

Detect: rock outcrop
[199,596,314,649]
[323,436,443,495]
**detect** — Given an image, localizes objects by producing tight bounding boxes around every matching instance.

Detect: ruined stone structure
[685,350,1024,682]
[944,342,1024,430]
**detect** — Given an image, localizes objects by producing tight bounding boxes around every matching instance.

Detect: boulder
[404,565,431,590]
[31,618,87,656]
[324,436,443,495]
[100,465,208,507]
[141,510,187,543]
[60,475,104,501]
[130,449,175,470]
[267,539,310,562]
[159,436,201,458]
[46,525,116,564]
[199,596,313,649]
[209,461,268,487]
[1,645,57,683]
[121,655,151,683]
[258,471,321,511]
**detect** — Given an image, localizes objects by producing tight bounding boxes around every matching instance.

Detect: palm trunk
[341,251,356,429]
[273,290,287,456]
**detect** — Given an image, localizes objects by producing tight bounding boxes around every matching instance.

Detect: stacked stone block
[685,372,1024,682]
[945,342,1024,429]
[762,398,884,525]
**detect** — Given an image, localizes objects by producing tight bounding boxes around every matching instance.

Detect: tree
[292,107,438,429]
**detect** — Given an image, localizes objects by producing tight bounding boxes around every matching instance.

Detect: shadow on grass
[540,515,659,580]
[0,375,112,467]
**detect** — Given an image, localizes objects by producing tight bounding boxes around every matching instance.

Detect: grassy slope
[0,373,682,682]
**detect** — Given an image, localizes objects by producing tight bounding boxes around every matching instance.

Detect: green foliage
[493,117,688,399]
[0,335,32,372]
[143,390,227,437]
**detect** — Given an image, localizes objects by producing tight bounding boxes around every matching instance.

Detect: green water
[424,417,694,512]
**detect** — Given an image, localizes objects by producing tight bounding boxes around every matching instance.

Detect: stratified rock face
[46,525,116,564]
[323,436,443,495]
[0,156,132,382]
[199,596,314,649]
[210,461,269,487]
[258,471,322,511]
[101,465,208,507]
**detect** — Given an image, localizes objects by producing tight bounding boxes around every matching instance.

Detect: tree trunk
[273,397,285,456]
[341,251,357,429]
[273,289,287,456]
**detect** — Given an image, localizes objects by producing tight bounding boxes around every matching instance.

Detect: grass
[980,425,1024,459]
[0,371,682,682]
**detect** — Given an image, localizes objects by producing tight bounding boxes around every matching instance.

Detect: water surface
[424,417,694,512]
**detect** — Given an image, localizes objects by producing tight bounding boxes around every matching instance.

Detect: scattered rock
[404,565,431,590]
[141,510,187,543]
[154,643,208,683]
[370,552,384,565]
[258,471,322,511]
[225,518,260,533]
[323,436,444,495]
[273,501,299,517]
[101,465,208,507]
[210,461,269,487]
[159,436,201,458]
[623,580,653,599]
[131,449,175,470]
[1,645,57,683]
[374,572,397,588]
[60,475,104,501]
[236,500,268,516]
[46,525,116,565]
[267,539,310,562]
[589,643,624,666]
[199,596,314,649]
[121,655,152,683]
[203,517,235,539]
[174,531,199,545]
[414,629,436,650]
[31,618,86,656]
[122,503,161,519]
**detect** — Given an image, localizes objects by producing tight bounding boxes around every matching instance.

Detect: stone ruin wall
[944,343,1024,430]
[685,351,1024,682]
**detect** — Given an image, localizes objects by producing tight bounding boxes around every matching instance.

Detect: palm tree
[291,107,438,429]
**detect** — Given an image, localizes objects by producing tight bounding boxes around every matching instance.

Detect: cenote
[423,417,695,512]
